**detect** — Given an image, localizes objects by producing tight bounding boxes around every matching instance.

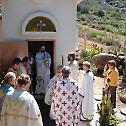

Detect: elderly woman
[0,72,16,118]
[0,74,43,126]
[0,72,16,95]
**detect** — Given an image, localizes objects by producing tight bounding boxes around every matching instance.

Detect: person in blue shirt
[0,72,16,118]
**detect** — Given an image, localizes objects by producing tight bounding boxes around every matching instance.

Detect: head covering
[62,66,71,74]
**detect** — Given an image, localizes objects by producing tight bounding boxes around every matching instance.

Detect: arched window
[25,16,56,32]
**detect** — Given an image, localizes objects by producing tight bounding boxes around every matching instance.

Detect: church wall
[0,17,3,41]
[1,0,78,66]
[0,41,28,81]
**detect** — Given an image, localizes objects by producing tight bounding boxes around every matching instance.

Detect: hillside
[77,0,126,37]
[106,0,126,14]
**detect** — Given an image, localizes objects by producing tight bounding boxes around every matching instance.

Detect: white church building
[0,0,82,77]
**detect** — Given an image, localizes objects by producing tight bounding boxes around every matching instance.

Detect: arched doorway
[22,14,57,94]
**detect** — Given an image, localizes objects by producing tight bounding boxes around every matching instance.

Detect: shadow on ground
[36,96,56,126]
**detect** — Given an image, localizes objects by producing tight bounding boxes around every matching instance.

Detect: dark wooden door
[28,41,54,93]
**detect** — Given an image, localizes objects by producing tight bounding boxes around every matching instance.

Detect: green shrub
[98,94,112,126]
[80,7,89,14]
[90,31,98,38]
[99,25,106,30]
[97,10,105,17]
[80,48,90,59]
[98,94,120,126]
[109,115,120,125]
[79,14,86,21]
[91,24,96,28]
[80,45,102,60]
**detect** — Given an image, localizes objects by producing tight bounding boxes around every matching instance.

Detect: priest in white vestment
[51,66,80,126]
[77,69,85,89]
[79,61,94,121]
[68,52,79,81]
[0,74,43,126]
[35,46,51,94]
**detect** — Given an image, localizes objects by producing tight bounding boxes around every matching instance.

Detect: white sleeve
[47,53,51,67]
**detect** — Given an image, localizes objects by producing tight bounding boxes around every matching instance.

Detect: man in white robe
[35,46,51,94]
[78,69,85,89]
[79,61,94,121]
[68,52,79,81]
[51,66,80,126]
[0,74,43,126]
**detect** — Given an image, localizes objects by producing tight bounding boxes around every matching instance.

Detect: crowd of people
[0,46,119,126]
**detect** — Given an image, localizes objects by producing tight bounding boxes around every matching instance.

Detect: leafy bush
[80,7,89,14]
[80,44,103,60]
[80,48,90,59]
[98,94,120,126]
[109,115,120,125]
[99,25,106,30]
[89,31,98,38]
[98,94,112,126]
[97,10,105,17]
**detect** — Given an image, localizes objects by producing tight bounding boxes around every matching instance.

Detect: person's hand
[107,78,111,83]
[44,59,48,64]
[104,64,108,71]
[79,94,84,102]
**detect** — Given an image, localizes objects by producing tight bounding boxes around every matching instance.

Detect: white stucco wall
[1,0,78,66]
[0,18,3,41]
